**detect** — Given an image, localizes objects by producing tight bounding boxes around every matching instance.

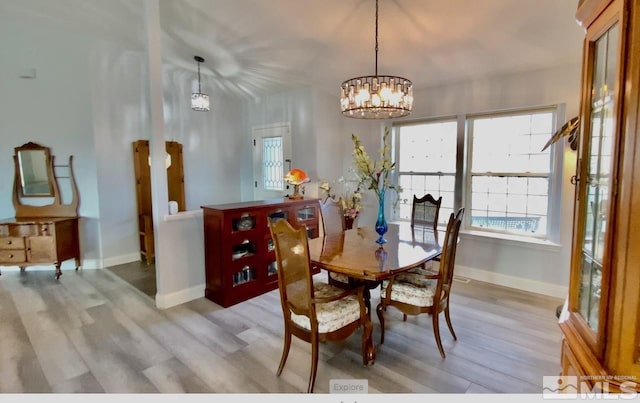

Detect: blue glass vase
[375,189,388,244]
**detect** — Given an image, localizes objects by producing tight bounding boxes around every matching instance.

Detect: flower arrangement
[339,178,362,219]
[351,126,401,206]
[319,176,362,219]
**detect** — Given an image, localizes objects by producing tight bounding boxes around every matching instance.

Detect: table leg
[55,263,62,280]
[362,314,375,365]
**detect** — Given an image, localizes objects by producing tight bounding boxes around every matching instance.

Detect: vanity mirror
[16,143,55,197]
[11,142,79,218]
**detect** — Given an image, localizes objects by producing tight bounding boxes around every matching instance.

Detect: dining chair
[268,218,374,393]
[411,194,443,268]
[376,208,464,359]
[320,197,352,288]
[320,197,380,316]
[320,196,345,235]
[411,194,442,231]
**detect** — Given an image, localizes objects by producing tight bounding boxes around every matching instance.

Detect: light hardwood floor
[0,266,563,393]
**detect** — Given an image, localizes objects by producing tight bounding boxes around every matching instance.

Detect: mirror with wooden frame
[12,142,79,218]
[15,142,55,197]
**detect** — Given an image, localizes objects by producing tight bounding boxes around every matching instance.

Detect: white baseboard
[1,259,101,272]
[455,264,568,299]
[0,253,142,272]
[81,259,102,269]
[155,283,205,309]
[102,253,141,268]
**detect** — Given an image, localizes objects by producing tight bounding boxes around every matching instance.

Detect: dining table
[308,222,444,283]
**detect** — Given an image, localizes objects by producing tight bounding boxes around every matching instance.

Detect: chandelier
[340,0,413,119]
[191,56,210,112]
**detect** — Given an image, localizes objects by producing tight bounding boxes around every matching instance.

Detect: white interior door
[252,122,292,201]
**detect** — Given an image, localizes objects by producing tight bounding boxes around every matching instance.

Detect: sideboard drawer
[0,237,25,250]
[0,249,26,263]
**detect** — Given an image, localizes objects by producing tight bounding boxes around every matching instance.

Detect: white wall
[0,10,103,266]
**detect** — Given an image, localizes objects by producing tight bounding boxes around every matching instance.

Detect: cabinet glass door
[577,22,619,332]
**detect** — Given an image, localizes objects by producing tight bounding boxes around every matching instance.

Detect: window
[394,107,559,239]
[252,123,292,200]
[396,119,457,226]
[468,110,554,236]
[261,136,284,191]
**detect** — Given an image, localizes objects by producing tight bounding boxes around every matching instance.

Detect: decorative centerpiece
[351,127,401,244]
[284,168,310,200]
[320,177,362,229]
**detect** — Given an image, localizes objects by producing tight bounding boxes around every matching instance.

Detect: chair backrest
[434,208,464,306]
[411,194,442,231]
[320,197,345,236]
[268,218,314,318]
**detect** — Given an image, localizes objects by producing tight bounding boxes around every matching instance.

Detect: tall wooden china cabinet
[559,0,640,392]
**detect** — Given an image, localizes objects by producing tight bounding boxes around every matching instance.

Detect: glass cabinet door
[576,22,619,334]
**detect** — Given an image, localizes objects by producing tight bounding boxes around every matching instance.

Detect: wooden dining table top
[308,223,443,282]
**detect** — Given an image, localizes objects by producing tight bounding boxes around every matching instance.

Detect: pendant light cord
[374,0,379,76]
[197,61,202,93]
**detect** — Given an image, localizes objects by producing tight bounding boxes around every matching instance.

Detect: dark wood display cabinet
[202,198,320,307]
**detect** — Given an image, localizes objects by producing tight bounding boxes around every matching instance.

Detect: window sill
[458,229,562,252]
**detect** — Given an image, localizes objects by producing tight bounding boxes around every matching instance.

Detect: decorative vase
[375,189,388,244]
[375,246,387,269]
[344,215,354,230]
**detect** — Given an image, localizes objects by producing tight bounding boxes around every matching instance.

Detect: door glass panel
[577,23,618,332]
[262,137,284,191]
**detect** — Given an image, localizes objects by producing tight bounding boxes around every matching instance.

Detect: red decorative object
[345,215,355,230]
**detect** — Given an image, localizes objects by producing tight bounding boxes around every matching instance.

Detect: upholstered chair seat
[291,282,362,333]
[328,272,350,285]
[381,276,437,307]
[400,266,437,279]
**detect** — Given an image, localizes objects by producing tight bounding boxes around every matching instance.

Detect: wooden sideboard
[0,217,80,279]
[202,198,320,307]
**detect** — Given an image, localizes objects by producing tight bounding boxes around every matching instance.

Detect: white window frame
[393,105,565,242]
[393,117,459,227]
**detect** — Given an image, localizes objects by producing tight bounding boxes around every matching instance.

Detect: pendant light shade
[340,0,413,119]
[191,56,210,112]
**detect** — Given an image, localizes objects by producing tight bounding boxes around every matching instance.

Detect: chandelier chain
[375,0,378,76]
[197,60,202,93]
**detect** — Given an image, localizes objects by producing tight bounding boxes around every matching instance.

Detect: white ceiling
[159,0,586,99]
[3,0,587,100]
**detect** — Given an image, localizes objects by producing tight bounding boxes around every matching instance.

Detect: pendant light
[340,0,413,119]
[191,56,210,112]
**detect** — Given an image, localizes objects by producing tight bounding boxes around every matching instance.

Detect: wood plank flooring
[0,267,564,394]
